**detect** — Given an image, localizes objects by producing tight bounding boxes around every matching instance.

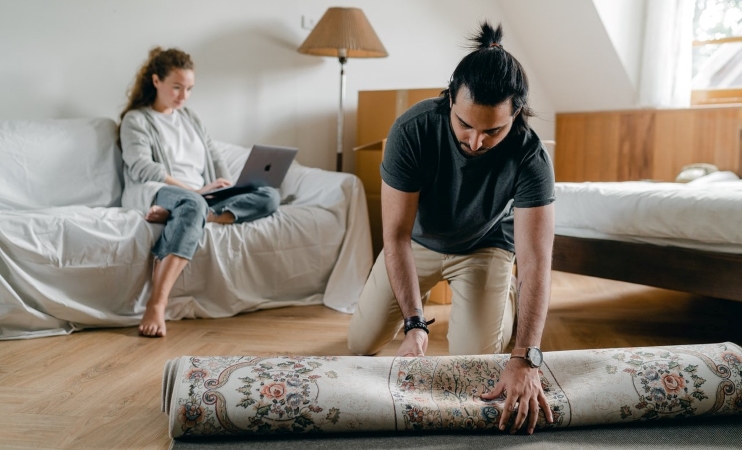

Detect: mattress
[554,172,742,253]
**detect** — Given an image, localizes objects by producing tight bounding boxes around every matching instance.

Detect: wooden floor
[1,271,741,449]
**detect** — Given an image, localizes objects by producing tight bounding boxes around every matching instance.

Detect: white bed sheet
[554,173,742,252]
[555,226,742,254]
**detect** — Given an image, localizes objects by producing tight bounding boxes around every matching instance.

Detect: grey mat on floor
[170,415,742,449]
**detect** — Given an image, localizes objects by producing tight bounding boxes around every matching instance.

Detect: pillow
[686,170,740,185]
[0,118,123,211]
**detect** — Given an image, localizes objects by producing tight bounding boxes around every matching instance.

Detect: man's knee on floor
[347,330,383,356]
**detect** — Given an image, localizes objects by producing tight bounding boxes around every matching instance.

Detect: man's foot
[145,205,170,223]
[207,210,235,224]
[139,302,167,337]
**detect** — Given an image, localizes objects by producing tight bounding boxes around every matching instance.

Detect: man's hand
[481,357,553,434]
[198,178,232,195]
[396,328,428,357]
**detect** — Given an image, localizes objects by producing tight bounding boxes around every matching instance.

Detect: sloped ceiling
[497,0,642,112]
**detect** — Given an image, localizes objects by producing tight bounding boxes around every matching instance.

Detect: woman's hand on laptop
[198,178,233,195]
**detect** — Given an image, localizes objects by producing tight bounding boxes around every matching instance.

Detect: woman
[119,47,280,337]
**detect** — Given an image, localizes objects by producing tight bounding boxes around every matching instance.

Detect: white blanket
[555,173,742,249]
[0,123,372,340]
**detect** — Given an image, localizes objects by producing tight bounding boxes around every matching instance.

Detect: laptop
[202,144,297,204]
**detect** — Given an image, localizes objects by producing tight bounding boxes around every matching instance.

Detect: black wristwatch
[510,347,544,368]
[403,316,436,335]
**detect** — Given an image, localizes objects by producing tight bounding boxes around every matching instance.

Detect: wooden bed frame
[552,105,742,301]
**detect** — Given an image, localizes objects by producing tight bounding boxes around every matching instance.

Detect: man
[347,21,555,434]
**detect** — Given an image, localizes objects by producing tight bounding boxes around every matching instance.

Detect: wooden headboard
[554,105,742,182]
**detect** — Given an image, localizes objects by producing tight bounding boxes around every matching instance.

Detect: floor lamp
[298,7,388,172]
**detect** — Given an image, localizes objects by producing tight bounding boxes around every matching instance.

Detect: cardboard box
[357,88,443,146]
[355,88,452,305]
[353,139,385,195]
[353,139,385,257]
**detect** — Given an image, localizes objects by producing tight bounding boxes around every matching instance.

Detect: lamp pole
[337,51,347,172]
[296,7,388,172]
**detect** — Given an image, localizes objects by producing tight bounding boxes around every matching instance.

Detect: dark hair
[437,21,533,133]
[117,47,194,146]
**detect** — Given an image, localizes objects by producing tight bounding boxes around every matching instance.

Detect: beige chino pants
[348,241,516,356]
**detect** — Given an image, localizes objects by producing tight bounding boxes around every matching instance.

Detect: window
[692,0,742,105]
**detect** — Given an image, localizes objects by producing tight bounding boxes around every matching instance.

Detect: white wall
[593,0,646,89]
[497,0,639,112]
[0,0,555,171]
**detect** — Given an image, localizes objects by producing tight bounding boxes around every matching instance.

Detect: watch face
[527,348,543,367]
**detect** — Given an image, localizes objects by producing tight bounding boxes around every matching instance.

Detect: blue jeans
[151,185,280,261]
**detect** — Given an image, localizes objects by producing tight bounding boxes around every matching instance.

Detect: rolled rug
[162,342,742,439]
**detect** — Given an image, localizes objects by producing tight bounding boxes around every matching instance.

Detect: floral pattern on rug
[165,342,742,439]
[591,343,741,423]
[390,355,569,431]
[173,356,341,437]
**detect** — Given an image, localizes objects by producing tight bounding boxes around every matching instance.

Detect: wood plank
[552,235,742,301]
[600,115,621,181]
[554,115,584,181]
[653,110,693,181]
[0,387,39,408]
[554,106,742,182]
[693,109,717,171]
[583,113,614,181]
[0,413,82,448]
[0,331,129,389]
[618,111,654,181]
[714,109,741,170]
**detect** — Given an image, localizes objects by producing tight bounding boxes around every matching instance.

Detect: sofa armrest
[213,139,357,208]
[280,164,359,208]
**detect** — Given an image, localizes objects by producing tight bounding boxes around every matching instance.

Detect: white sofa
[0,118,373,340]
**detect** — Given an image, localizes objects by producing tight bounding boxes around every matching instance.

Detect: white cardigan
[119,107,230,213]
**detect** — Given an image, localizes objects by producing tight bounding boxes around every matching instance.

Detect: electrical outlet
[301,15,318,30]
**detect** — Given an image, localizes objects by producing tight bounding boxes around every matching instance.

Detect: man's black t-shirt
[380,98,555,254]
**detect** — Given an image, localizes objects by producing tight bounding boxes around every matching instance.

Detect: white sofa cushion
[0,118,123,210]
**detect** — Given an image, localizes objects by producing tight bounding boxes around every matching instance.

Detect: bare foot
[207,210,235,224]
[145,205,170,223]
[139,301,167,337]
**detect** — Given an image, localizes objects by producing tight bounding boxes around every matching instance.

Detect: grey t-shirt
[380,98,555,254]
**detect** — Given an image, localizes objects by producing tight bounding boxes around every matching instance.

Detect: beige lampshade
[298,7,388,58]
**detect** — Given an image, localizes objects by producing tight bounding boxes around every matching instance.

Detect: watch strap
[403,316,436,335]
[510,347,542,368]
